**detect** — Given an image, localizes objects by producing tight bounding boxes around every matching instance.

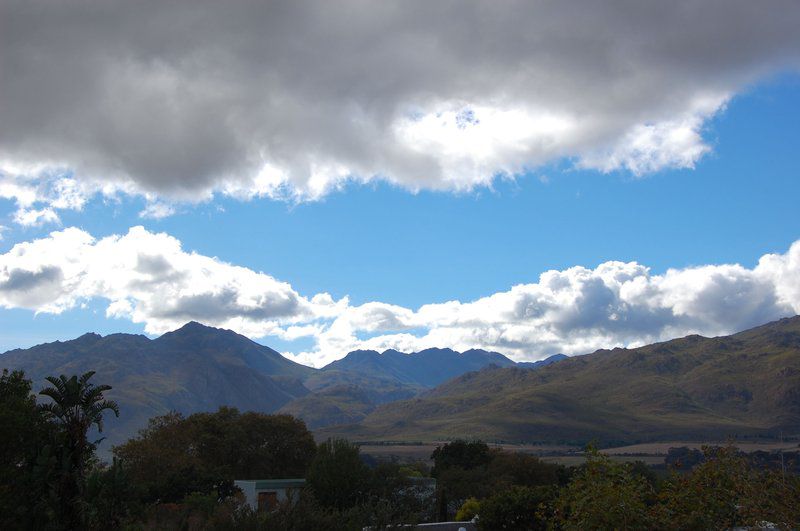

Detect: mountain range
[0,323,545,445]
[4,316,798,448]
[322,316,800,445]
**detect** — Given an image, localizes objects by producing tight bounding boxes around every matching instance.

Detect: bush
[655,445,800,529]
[553,446,654,530]
[84,459,142,529]
[455,497,480,521]
[478,486,554,531]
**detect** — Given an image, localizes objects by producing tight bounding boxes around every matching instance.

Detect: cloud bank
[1,227,799,367]
[1,0,799,222]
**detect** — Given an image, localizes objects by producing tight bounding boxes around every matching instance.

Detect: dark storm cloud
[1,0,798,200]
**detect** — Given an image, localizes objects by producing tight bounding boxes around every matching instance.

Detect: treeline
[0,369,434,529]
[2,369,799,530]
[429,440,800,529]
[664,445,800,474]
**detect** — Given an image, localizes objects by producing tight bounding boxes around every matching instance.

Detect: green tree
[455,497,480,521]
[39,371,119,528]
[115,408,316,503]
[554,446,654,530]
[431,440,492,477]
[654,445,800,529]
[85,458,141,530]
[436,465,491,518]
[0,369,57,528]
[486,451,563,490]
[210,409,316,479]
[306,438,371,510]
[478,485,555,531]
[115,411,212,502]
[431,440,493,520]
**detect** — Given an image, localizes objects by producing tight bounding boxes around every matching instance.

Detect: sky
[1,1,800,367]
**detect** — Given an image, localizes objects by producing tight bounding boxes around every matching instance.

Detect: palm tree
[39,371,119,527]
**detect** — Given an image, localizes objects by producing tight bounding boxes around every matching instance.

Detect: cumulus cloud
[1,0,799,209]
[0,226,344,337]
[1,227,800,367]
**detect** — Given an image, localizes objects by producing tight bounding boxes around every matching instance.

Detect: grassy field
[358,439,800,466]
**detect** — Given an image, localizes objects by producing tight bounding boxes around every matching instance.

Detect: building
[364,522,477,531]
[234,479,306,512]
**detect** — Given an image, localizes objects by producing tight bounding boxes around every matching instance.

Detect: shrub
[478,486,554,531]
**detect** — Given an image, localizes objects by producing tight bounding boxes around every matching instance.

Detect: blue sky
[2,2,800,366]
[2,75,799,357]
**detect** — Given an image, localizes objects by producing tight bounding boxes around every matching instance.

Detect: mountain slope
[517,353,569,369]
[0,322,314,447]
[279,347,529,429]
[325,316,800,444]
[1,323,544,444]
[321,347,517,387]
[279,381,418,430]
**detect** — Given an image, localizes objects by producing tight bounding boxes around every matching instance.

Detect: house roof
[234,478,306,490]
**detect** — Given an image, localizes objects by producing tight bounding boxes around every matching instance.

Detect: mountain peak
[0,320,313,449]
[324,345,517,388]
[516,353,569,369]
[67,332,103,347]
[159,321,243,343]
[416,347,457,356]
[174,321,219,333]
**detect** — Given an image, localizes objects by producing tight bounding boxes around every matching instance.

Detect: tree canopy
[306,438,372,510]
[114,407,316,503]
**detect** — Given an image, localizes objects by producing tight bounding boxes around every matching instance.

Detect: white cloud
[139,201,176,220]
[1,227,799,367]
[0,171,103,226]
[13,207,60,227]
[0,1,798,207]
[577,94,728,175]
[0,226,342,336]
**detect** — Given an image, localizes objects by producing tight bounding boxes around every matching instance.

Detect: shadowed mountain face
[0,322,314,448]
[320,347,518,387]
[322,316,800,445]
[516,354,569,369]
[277,347,556,430]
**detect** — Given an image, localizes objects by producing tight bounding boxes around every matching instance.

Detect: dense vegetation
[0,368,120,529]
[2,368,799,529]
